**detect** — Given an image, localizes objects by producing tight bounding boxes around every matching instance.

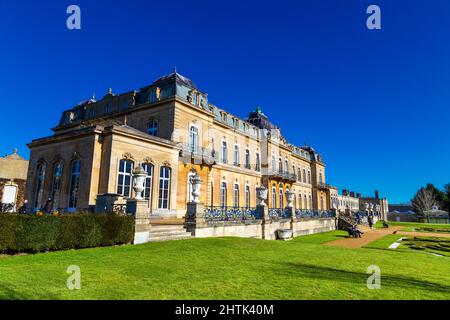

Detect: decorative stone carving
[132,164,147,200]
[190,175,202,203]
[285,191,295,208]
[142,157,154,164]
[122,152,134,160]
[162,160,171,167]
[155,87,161,101]
[256,186,268,206]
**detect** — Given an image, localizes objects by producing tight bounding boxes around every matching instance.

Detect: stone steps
[148,224,193,242]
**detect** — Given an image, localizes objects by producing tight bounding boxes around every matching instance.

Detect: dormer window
[147,120,158,136]
[104,103,111,113]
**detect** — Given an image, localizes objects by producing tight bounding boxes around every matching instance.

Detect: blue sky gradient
[1,0,449,203]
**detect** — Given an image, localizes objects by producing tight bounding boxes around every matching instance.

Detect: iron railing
[180,143,217,164]
[295,210,336,219]
[268,208,291,220]
[204,206,261,223]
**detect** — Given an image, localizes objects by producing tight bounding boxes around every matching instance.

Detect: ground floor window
[158,166,171,209]
[117,159,133,197]
[245,185,250,208]
[68,160,81,210]
[233,184,239,208]
[143,163,153,208]
[220,182,227,207]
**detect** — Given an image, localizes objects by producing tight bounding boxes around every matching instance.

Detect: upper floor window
[147,120,158,136]
[285,160,289,173]
[278,158,283,174]
[68,159,81,210]
[303,168,306,183]
[221,141,228,164]
[233,145,240,166]
[255,153,260,171]
[319,172,323,184]
[189,126,199,152]
[104,103,111,113]
[158,166,171,209]
[245,149,250,169]
[117,159,133,197]
[308,170,311,184]
[297,167,301,181]
[271,156,276,172]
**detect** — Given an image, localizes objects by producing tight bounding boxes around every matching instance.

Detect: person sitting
[353,225,363,238]
[347,226,355,238]
[382,220,389,228]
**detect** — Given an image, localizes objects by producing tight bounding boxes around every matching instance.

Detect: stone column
[185,202,207,233]
[256,204,271,239]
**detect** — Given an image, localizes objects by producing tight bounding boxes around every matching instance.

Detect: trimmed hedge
[0,213,135,253]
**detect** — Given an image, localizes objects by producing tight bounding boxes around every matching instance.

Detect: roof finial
[92,92,96,100]
[174,66,177,74]
[107,87,113,95]
[13,148,18,155]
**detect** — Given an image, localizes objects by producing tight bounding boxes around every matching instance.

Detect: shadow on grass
[284,262,450,294]
[0,283,60,300]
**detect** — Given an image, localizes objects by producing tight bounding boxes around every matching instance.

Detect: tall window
[292,165,295,177]
[308,170,311,184]
[278,158,282,174]
[51,161,63,202]
[320,196,324,210]
[285,160,289,174]
[245,185,250,208]
[147,120,158,136]
[304,194,307,209]
[117,159,133,197]
[279,188,283,208]
[220,182,227,207]
[189,126,199,152]
[245,149,250,169]
[297,167,301,181]
[271,187,276,208]
[221,141,228,163]
[255,153,260,171]
[271,156,276,172]
[303,168,306,183]
[143,163,153,208]
[68,160,81,210]
[158,166,171,209]
[298,193,303,209]
[309,194,312,209]
[233,145,240,166]
[319,171,323,184]
[34,162,46,209]
[233,184,240,208]
[210,181,214,207]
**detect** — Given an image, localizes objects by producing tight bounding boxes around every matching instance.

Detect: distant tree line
[411,183,450,215]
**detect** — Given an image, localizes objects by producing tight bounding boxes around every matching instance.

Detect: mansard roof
[152,70,197,89]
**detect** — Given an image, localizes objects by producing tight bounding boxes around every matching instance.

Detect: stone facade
[24,71,387,223]
[0,149,29,211]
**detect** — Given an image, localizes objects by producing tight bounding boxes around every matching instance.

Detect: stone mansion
[24,71,388,222]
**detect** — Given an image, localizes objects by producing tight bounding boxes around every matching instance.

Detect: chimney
[374,190,379,199]
[356,193,361,198]
[349,191,355,198]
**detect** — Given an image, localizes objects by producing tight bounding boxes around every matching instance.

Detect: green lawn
[375,221,450,230]
[1,229,449,300]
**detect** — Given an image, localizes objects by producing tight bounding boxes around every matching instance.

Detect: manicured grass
[0,231,449,300]
[375,221,450,230]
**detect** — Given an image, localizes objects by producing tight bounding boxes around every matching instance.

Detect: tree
[425,183,445,207]
[411,187,437,216]
[443,183,450,212]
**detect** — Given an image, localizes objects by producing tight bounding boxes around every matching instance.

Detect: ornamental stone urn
[190,175,202,203]
[276,229,293,240]
[132,164,147,200]
[285,191,295,208]
[256,186,268,206]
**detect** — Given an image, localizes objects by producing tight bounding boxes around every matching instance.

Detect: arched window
[308,170,311,184]
[278,158,283,174]
[292,165,295,177]
[245,185,250,208]
[210,181,214,207]
[143,163,154,208]
[303,168,306,183]
[34,162,46,210]
[233,183,240,208]
[68,159,81,211]
[117,159,133,197]
[189,126,199,152]
[304,194,308,209]
[233,145,240,166]
[319,171,323,184]
[309,194,312,209]
[271,186,277,208]
[298,193,303,209]
[147,120,158,136]
[220,182,227,208]
[285,159,289,174]
[279,188,283,208]
[297,167,301,181]
[320,195,324,210]
[255,153,260,171]
[245,149,250,169]
[158,166,171,209]
[221,141,228,164]
[271,156,276,172]
[51,161,63,205]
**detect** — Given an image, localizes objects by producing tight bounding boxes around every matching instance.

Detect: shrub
[0,213,135,253]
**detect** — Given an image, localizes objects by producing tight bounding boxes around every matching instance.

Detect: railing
[269,171,297,181]
[295,210,336,219]
[268,208,291,220]
[204,206,261,223]
[180,143,218,164]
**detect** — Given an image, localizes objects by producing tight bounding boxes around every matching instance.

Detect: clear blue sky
[1,0,449,203]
